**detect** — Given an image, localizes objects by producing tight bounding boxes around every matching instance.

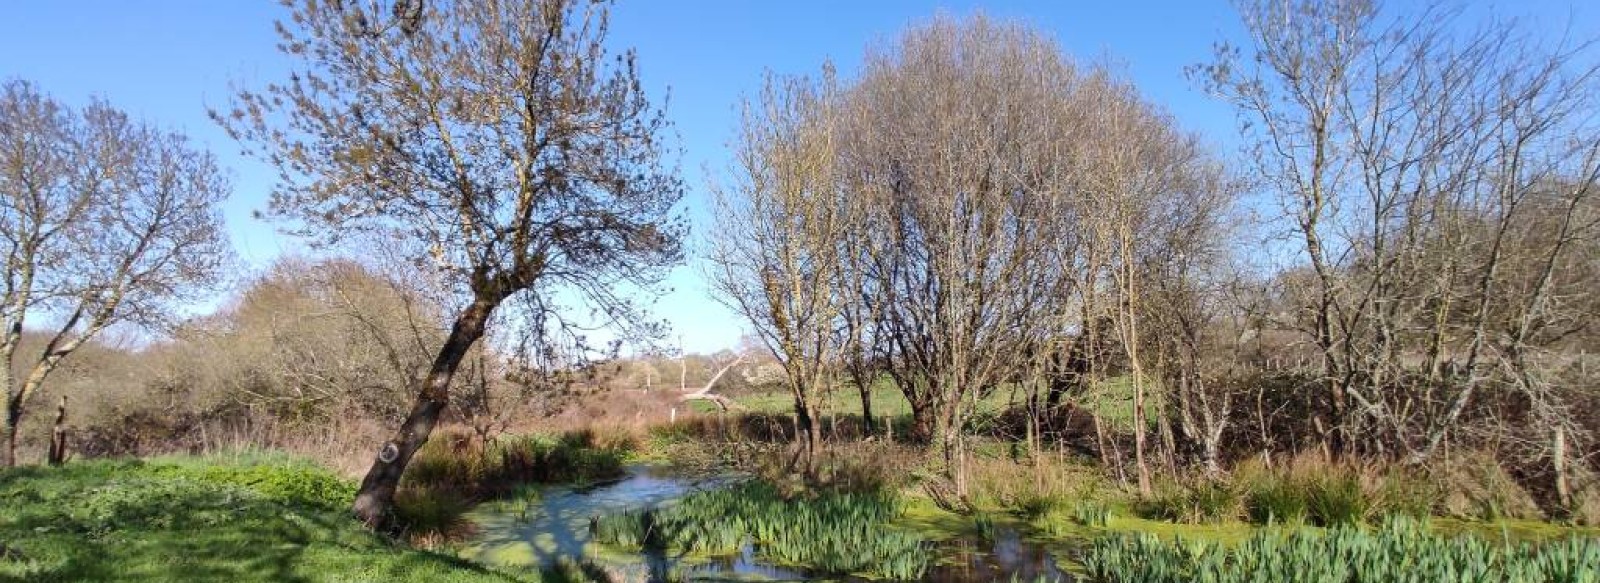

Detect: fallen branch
[677,354,747,411]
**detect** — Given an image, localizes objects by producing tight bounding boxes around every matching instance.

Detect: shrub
[1376,467,1441,519]
[1015,492,1065,520]
[1189,480,1244,524]
[403,429,631,500]
[1436,451,1542,521]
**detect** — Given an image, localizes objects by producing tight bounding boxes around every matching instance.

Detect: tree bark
[1553,424,1572,510]
[854,373,876,436]
[352,296,497,528]
[2,401,19,468]
[47,396,67,466]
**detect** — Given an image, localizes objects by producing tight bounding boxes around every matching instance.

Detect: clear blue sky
[2,1,1592,354]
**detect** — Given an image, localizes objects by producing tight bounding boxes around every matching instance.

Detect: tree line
[711,0,1600,511]
[4,0,1598,527]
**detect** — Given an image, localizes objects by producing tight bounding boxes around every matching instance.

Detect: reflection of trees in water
[468,466,1069,582]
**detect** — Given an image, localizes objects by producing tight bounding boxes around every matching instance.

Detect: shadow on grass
[0,459,531,583]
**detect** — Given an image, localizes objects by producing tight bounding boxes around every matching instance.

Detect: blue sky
[2,1,1593,354]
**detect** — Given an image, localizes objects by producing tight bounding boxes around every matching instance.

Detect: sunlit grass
[0,457,534,583]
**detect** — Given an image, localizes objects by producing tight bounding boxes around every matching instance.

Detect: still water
[461,465,1072,582]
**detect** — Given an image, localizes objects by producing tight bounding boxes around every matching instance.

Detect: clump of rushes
[1305,471,1373,526]
[1084,516,1600,583]
[1141,479,1242,524]
[1071,500,1113,527]
[591,481,928,579]
[1244,474,1308,525]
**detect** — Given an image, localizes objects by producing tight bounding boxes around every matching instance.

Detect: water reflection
[462,465,1071,582]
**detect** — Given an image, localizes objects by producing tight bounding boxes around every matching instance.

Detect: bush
[1377,467,1441,519]
[1436,451,1543,521]
[403,429,631,500]
[1015,492,1065,520]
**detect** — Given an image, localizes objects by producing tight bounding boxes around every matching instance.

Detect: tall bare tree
[843,16,1087,497]
[216,0,684,526]
[710,69,849,469]
[1,80,230,466]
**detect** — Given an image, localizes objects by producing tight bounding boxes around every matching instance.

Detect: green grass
[1083,516,1600,583]
[713,373,1165,437]
[0,456,537,583]
[706,377,1017,426]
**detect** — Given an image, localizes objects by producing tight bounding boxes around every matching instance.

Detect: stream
[460,464,1073,582]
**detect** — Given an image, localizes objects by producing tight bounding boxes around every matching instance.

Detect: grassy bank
[0,453,533,583]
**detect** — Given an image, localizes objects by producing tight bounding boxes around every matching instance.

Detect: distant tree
[1,80,230,466]
[215,0,683,526]
[174,257,446,422]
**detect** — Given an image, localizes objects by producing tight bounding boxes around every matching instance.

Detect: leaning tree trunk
[352,297,497,528]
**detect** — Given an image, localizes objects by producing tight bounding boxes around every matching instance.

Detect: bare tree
[842,16,1086,498]
[710,69,850,469]
[1200,0,1600,465]
[178,257,446,422]
[2,80,230,466]
[216,0,684,526]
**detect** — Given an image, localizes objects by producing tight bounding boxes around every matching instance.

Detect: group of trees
[713,0,1600,509]
[5,0,1598,529]
[1204,0,1600,507]
[712,16,1234,497]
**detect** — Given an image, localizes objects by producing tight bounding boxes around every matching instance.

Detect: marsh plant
[1085,516,1600,583]
[591,481,928,579]
[1072,500,1113,527]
